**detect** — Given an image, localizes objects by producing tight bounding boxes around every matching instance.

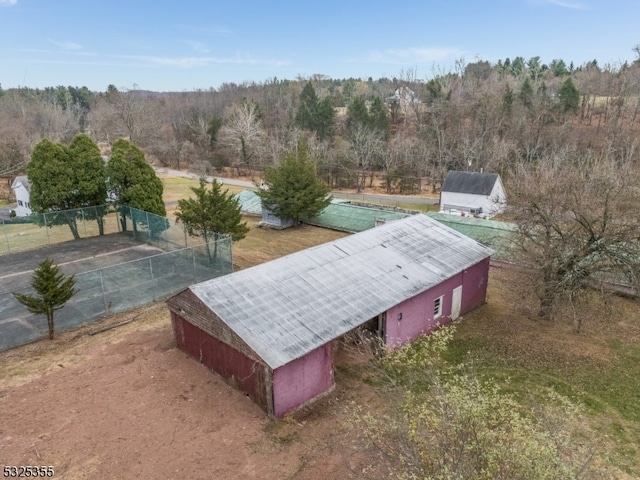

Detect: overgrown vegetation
[351,326,606,479]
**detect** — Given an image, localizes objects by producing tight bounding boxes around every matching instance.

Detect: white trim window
[434,296,443,318]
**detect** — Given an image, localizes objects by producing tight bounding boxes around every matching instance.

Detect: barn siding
[385,274,462,348]
[167,290,259,362]
[461,257,490,313]
[272,343,334,418]
[385,258,490,348]
[171,311,269,412]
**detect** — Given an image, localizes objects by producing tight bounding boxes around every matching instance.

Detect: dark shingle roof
[441,171,499,195]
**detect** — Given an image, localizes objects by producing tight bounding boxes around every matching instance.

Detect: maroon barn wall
[385,258,490,348]
[272,343,334,418]
[460,257,490,312]
[171,311,269,411]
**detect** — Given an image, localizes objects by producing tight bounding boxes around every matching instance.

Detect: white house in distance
[10,176,32,217]
[439,171,506,219]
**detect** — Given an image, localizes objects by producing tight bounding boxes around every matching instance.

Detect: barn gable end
[167,290,272,413]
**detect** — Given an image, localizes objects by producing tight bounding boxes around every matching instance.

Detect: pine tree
[256,141,332,226]
[106,139,166,232]
[68,134,108,234]
[175,178,249,264]
[295,82,335,140]
[13,258,76,340]
[557,77,580,114]
[176,178,249,243]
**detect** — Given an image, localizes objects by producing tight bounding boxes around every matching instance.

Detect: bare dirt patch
[2,261,637,478]
[0,304,378,479]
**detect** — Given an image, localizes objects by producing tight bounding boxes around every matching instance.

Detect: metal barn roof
[441,171,500,195]
[188,214,493,369]
[426,212,515,261]
[305,201,410,232]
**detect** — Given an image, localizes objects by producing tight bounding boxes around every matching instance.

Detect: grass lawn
[160,175,247,219]
[446,266,640,476]
[4,171,638,476]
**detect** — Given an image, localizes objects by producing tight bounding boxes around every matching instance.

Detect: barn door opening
[377,312,386,344]
[451,286,463,320]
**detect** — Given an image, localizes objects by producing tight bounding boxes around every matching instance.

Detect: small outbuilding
[259,206,294,229]
[10,176,32,217]
[166,214,493,417]
[440,171,506,218]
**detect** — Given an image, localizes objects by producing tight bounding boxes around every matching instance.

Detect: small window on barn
[18,200,23,207]
[434,296,443,318]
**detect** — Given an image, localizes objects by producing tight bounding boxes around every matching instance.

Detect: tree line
[1,51,639,192]
[3,49,640,322]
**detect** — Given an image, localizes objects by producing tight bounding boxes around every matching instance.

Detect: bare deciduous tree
[218,99,266,180]
[507,154,640,329]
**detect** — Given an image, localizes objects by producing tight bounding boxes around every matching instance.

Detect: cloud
[113,54,291,68]
[48,39,83,50]
[0,0,17,6]
[361,47,463,65]
[178,24,232,37]
[531,0,588,10]
[184,40,210,54]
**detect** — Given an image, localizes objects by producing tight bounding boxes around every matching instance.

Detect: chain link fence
[0,205,233,351]
[0,204,207,255]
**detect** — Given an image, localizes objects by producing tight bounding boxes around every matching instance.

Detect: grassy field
[4,172,638,476]
[160,167,640,475]
[160,175,246,219]
[446,266,640,477]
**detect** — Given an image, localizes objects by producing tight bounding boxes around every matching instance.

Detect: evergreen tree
[557,77,580,114]
[256,141,332,226]
[13,258,76,340]
[175,178,249,264]
[346,96,369,130]
[295,82,335,140]
[68,134,108,234]
[502,84,514,116]
[27,139,83,239]
[27,135,109,238]
[106,139,166,231]
[519,77,534,110]
[28,139,74,212]
[368,96,390,140]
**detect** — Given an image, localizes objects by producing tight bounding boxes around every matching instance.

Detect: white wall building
[10,176,33,217]
[440,171,506,218]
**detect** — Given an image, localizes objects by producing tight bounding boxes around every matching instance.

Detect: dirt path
[0,304,374,480]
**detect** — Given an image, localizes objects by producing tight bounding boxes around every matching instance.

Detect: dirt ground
[0,303,379,480]
[2,265,638,478]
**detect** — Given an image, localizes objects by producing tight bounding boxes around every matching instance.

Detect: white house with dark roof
[10,176,32,217]
[439,171,506,218]
[166,214,493,417]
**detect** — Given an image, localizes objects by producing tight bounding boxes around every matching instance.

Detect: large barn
[166,214,493,417]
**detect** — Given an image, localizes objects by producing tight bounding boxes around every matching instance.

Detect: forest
[1,52,639,196]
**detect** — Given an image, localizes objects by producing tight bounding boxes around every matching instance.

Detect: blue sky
[0,0,638,92]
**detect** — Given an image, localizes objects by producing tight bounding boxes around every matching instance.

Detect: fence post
[184,223,188,248]
[43,213,50,244]
[149,257,155,301]
[81,208,87,237]
[193,247,197,283]
[146,212,152,241]
[99,270,108,316]
[1,219,10,254]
